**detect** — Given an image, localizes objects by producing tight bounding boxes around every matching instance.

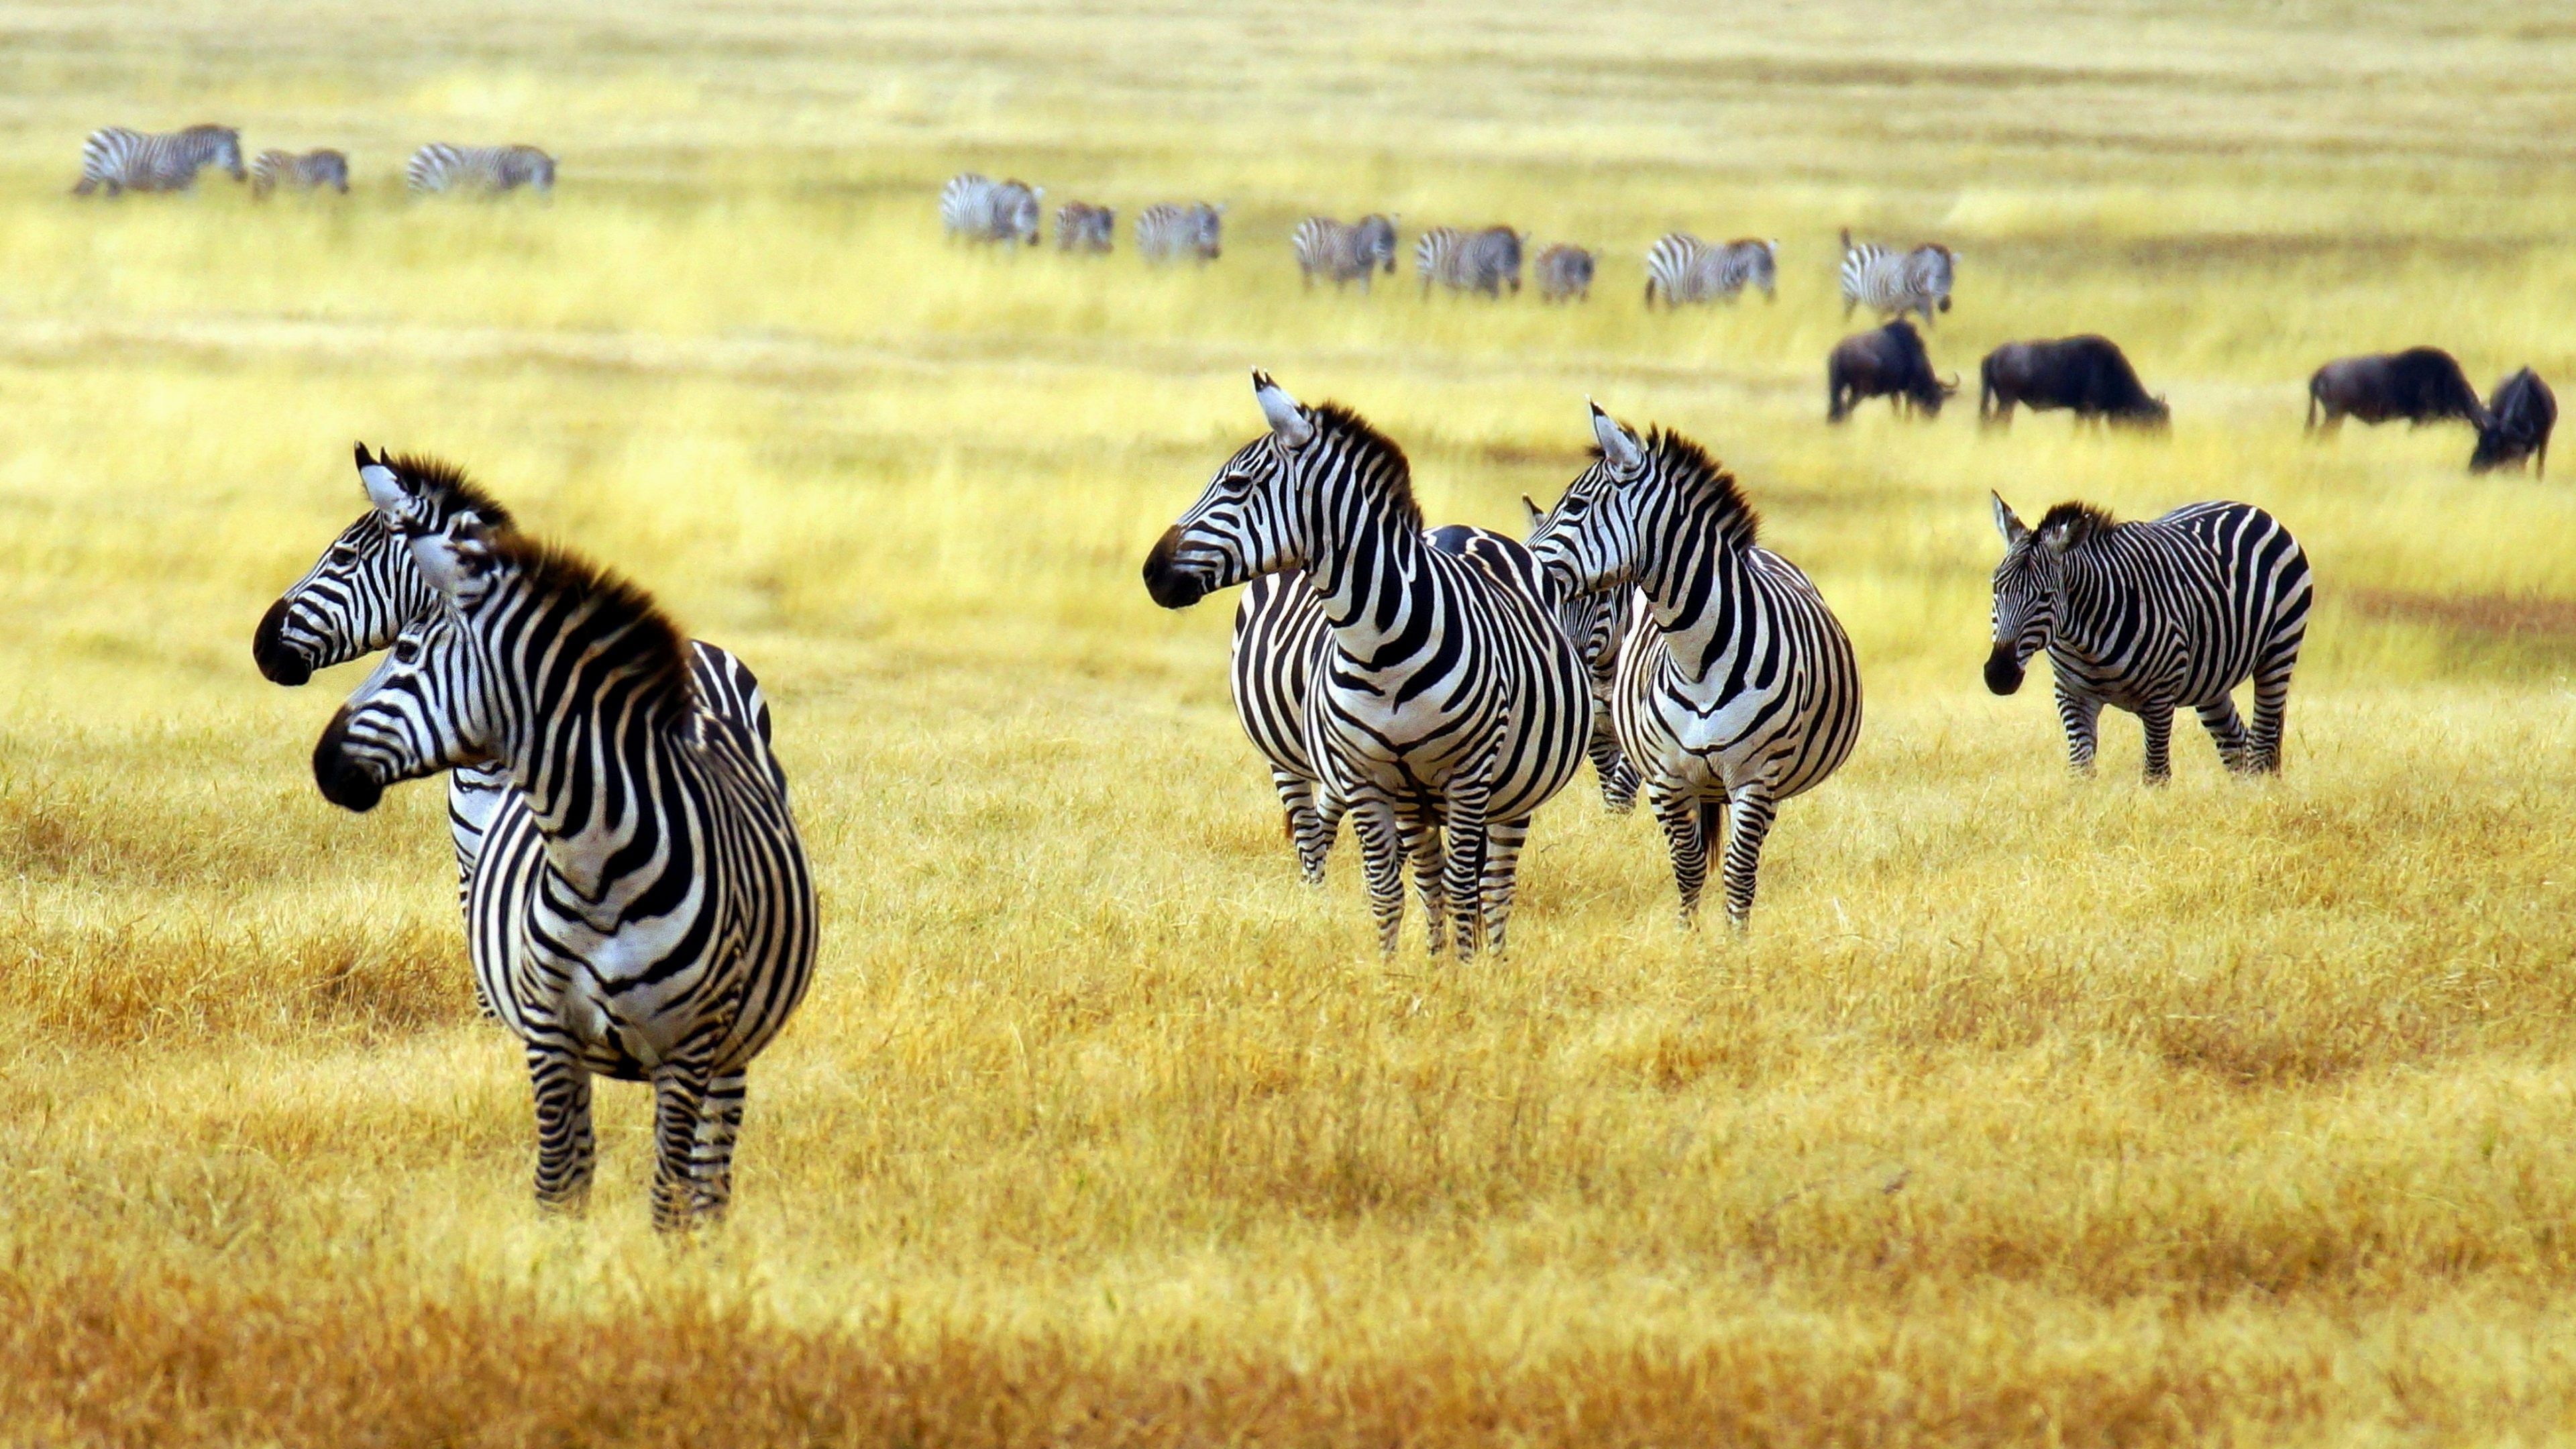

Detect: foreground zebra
[314,472,816,1230]
[72,125,244,195]
[407,144,555,195]
[1529,407,1862,927]
[1137,202,1225,262]
[1839,230,1955,327]
[250,148,349,198]
[1415,225,1522,298]
[1146,373,1589,956]
[254,447,777,983]
[1533,244,1596,303]
[941,174,1042,245]
[1055,201,1116,253]
[1643,235,1776,307]
[1293,215,1399,290]
[1986,495,2311,781]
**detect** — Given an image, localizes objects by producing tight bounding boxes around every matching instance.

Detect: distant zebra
[71,125,244,196]
[1055,201,1116,253]
[1292,214,1399,290]
[1529,407,1862,927]
[250,148,349,199]
[1415,225,1522,297]
[407,144,555,195]
[1137,202,1224,262]
[315,470,816,1231]
[1839,230,1955,326]
[1643,234,1776,307]
[940,173,1041,244]
[1145,373,1590,957]
[1533,244,1596,303]
[1986,496,2310,782]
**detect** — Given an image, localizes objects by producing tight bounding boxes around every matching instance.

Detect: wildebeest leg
[2139,704,2176,785]
[2195,696,2252,772]
[1651,782,1709,926]
[2057,682,2102,777]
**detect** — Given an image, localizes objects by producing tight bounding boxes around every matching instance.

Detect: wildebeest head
[2471,367,2555,474]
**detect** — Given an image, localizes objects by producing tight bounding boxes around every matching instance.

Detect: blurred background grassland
[5,1,2576,1444]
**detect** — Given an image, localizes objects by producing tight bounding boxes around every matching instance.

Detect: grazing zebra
[313,477,816,1231]
[1839,230,1955,326]
[1136,202,1225,262]
[254,447,778,944]
[1414,226,1523,297]
[1292,215,1399,290]
[1144,373,1589,956]
[1986,496,2311,782]
[407,144,555,195]
[1533,244,1596,303]
[1055,201,1116,253]
[1642,235,1776,308]
[71,125,244,196]
[249,148,350,199]
[939,173,1042,244]
[1529,407,1862,927]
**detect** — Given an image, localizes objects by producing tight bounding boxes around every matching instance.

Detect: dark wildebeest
[2306,348,2487,434]
[2470,368,2555,477]
[1980,336,2169,429]
[1827,319,1956,422]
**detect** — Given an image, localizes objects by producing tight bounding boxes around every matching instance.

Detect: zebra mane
[1646,429,1759,550]
[378,452,515,530]
[490,535,697,710]
[2035,501,2113,547]
[1309,402,1421,529]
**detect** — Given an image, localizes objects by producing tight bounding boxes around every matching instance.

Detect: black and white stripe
[250,148,349,198]
[314,469,816,1231]
[1839,230,1955,326]
[1532,244,1596,303]
[1413,225,1523,297]
[1529,408,1862,927]
[1642,235,1776,307]
[72,125,244,196]
[1137,202,1225,262]
[407,144,555,195]
[941,173,1042,244]
[1986,496,2311,782]
[1055,201,1116,253]
[1146,373,1589,957]
[1293,215,1399,290]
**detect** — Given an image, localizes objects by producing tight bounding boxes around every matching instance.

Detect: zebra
[1643,235,1777,307]
[254,446,778,951]
[1292,214,1399,290]
[1986,495,2311,782]
[1144,372,1589,957]
[313,474,816,1232]
[407,144,555,195]
[1055,201,1116,253]
[250,148,350,199]
[71,125,244,196]
[1414,226,1522,297]
[1533,244,1596,303]
[1839,229,1955,326]
[1525,495,1642,813]
[940,173,1042,244]
[1528,406,1862,928]
[1136,202,1224,262]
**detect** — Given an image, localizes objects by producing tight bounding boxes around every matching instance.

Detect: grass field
[6,1,2576,1443]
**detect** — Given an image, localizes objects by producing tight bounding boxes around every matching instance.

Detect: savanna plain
[6,1,2576,1444]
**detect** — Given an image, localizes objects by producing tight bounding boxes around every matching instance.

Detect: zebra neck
[1301,497,1434,657]
[506,698,698,910]
[1638,524,1753,682]
[2045,552,2126,663]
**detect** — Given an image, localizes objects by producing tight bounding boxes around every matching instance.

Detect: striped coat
[408,144,555,195]
[1987,496,2310,780]
[1292,215,1399,290]
[1136,202,1224,262]
[72,125,244,195]
[1055,201,1116,253]
[1529,409,1862,926]
[1146,373,1589,957]
[941,174,1042,244]
[1415,226,1522,297]
[1839,230,1955,326]
[1643,235,1776,307]
[250,148,350,198]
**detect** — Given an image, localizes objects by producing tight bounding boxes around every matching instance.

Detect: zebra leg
[1350,796,1409,956]
[649,1038,720,1232]
[1652,785,1709,926]
[689,1069,747,1221]
[1272,767,1330,885]
[2249,658,2297,775]
[2195,697,2253,772]
[1719,783,1780,929]
[1440,776,1495,961]
[1478,814,1533,957]
[2139,705,2176,785]
[1397,801,1448,958]
[525,1042,596,1215]
[2056,684,2102,776]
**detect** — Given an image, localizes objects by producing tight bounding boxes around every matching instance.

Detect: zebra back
[74,124,244,195]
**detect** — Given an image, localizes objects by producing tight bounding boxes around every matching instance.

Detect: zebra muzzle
[1141,527,1208,609]
[252,598,313,686]
[1983,647,2026,696]
[311,708,385,813]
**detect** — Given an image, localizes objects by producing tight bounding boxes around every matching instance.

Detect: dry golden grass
[5,1,2576,1443]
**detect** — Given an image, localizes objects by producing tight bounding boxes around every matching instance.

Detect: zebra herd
[71,124,555,197]
[1145,372,2311,955]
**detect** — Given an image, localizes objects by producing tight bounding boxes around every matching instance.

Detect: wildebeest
[1980,336,2169,429]
[2470,368,2555,477]
[2306,348,2486,433]
[1827,320,1955,422]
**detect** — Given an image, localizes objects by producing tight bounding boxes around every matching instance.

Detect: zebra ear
[359,453,417,524]
[1522,493,1545,527]
[1253,370,1315,447]
[1590,401,1644,478]
[408,512,496,598]
[1990,492,2029,546]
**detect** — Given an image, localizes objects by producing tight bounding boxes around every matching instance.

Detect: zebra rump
[72,125,244,196]
[1137,202,1224,262]
[1533,244,1595,303]
[1643,235,1775,307]
[407,144,555,195]
[1055,201,1116,253]
[250,148,350,198]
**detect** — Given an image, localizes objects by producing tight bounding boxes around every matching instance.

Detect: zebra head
[254,444,513,686]
[1142,370,1325,610]
[189,125,246,182]
[1986,492,2088,695]
[1526,403,1654,599]
[310,512,500,814]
